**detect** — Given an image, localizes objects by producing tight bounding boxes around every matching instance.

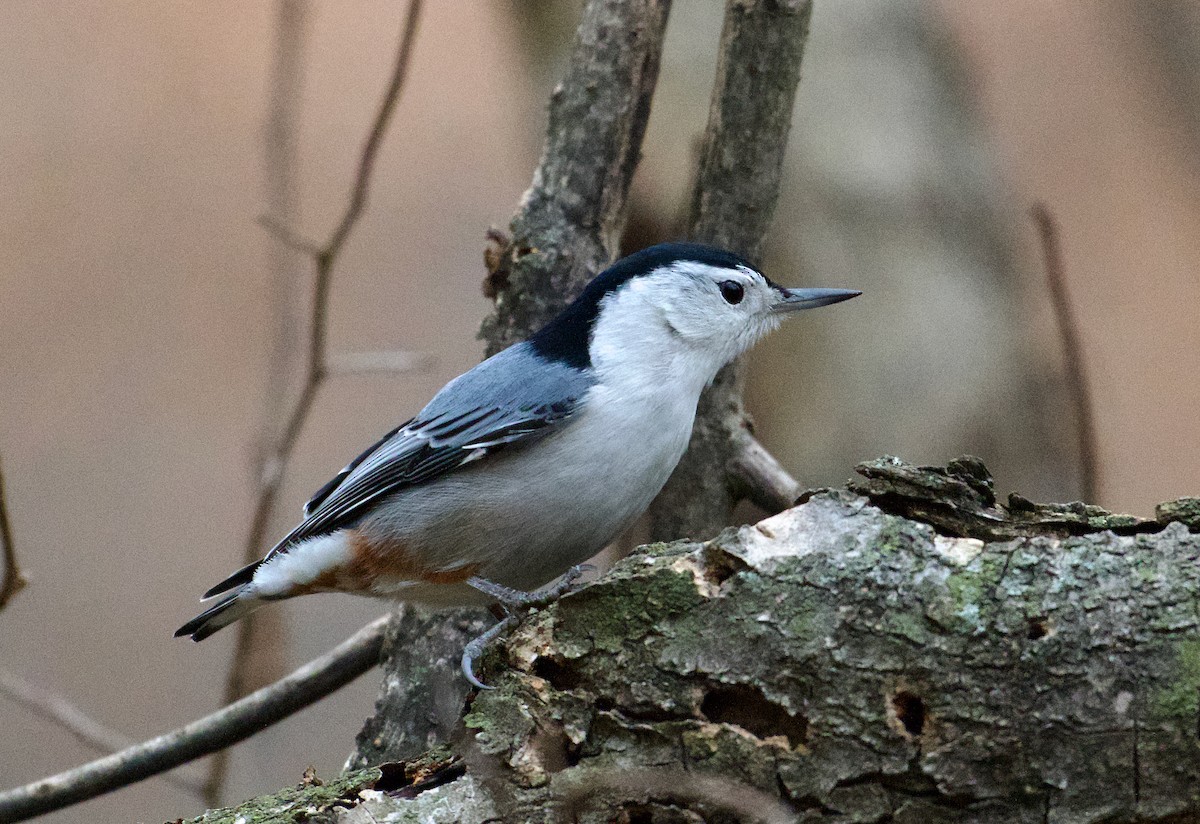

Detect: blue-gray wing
[281,342,592,550]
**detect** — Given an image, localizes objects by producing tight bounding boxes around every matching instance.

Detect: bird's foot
[460,564,593,689]
[466,563,593,610]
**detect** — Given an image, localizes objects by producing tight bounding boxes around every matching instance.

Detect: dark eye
[719,280,744,305]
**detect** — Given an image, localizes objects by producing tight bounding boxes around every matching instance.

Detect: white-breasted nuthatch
[176,242,859,685]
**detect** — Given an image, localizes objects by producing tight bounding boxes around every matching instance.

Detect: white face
[654,261,786,357]
[588,261,792,394]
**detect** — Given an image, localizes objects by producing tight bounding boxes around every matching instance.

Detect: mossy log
[193,458,1200,823]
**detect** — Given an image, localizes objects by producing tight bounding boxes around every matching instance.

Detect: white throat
[587,280,730,402]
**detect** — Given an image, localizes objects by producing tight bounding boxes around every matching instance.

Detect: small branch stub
[0,455,27,612]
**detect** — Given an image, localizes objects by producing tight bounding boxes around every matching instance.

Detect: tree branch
[1031,202,1100,503]
[0,668,206,798]
[648,0,812,541]
[728,428,803,513]
[687,0,812,259]
[207,0,423,804]
[480,0,673,355]
[325,350,432,376]
[0,455,25,613]
[213,459,1200,823]
[0,616,388,823]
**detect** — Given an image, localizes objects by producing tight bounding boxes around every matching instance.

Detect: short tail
[174,587,264,642]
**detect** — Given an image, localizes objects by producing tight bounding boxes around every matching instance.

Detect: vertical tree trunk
[648,0,814,542]
[481,0,673,355]
[349,0,673,769]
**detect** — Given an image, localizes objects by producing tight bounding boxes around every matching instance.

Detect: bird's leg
[460,564,593,689]
[466,563,592,609]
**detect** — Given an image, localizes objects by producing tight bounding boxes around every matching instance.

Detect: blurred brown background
[1,1,1197,822]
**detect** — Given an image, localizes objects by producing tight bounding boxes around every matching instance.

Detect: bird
[176,242,859,685]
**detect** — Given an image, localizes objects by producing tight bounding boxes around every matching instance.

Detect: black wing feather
[288,408,565,543]
[304,419,411,516]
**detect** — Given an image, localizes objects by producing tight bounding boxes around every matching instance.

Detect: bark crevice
[199,457,1200,824]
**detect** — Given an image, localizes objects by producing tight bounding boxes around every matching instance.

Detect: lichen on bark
[204,458,1200,823]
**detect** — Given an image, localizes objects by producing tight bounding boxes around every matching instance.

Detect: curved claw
[460,564,595,687]
[461,614,517,690]
[461,649,493,691]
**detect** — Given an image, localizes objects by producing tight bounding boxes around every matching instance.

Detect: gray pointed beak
[773,287,862,313]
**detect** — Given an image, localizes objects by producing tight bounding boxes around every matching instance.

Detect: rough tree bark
[192,457,1200,823]
[480,0,672,354]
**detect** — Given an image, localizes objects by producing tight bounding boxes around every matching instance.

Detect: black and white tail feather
[174,589,260,642]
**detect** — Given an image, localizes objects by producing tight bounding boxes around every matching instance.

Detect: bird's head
[529,242,860,392]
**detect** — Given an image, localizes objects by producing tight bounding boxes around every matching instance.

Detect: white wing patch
[460,448,488,466]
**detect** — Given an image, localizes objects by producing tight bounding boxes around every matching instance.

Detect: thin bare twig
[0,668,207,798]
[1031,203,1100,503]
[326,350,432,376]
[202,0,313,803]
[0,455,27,612]
[214,2,316,795]
[0,616,388,823]
[238,0,424,568]
[206,0,424,804]
[257,214,321,257]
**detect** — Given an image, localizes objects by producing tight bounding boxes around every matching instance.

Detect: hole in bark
[375,758,466,799]
[703,560,737,587]
[700,684,808,747]
[891,691,926,737]
[700,544,751,587]
[532,656,583,691]
[611,804,656,824]
[1027,618,1049,640]
[564,735,583,768]
[373,762,409,792]
[527,723,573,774]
